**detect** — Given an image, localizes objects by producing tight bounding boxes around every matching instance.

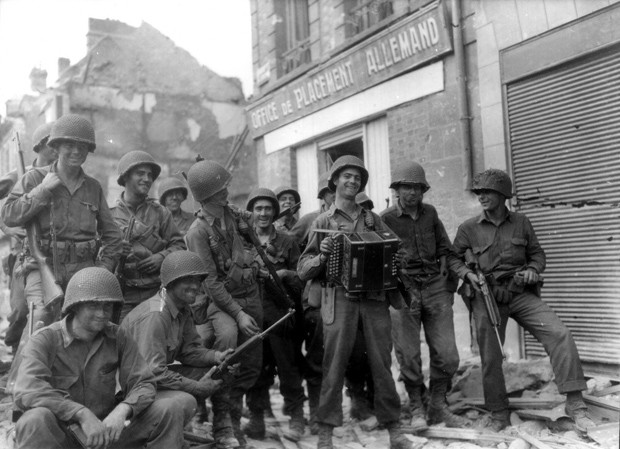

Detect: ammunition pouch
[40,239,97,265]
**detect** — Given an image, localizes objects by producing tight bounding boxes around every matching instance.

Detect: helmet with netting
[328,155,368,192]
[161,250,208,288]
[62,267,123,315]
[187,160,232,202]
[274,186,300,204]
[117,150,162,186]
[32,122,54,153]
[48,114,96,152]
[158,177,188,203]
[389,161,430,192]
[246,187,280,217]
[471,169,513,198]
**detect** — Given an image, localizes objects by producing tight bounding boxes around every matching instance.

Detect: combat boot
[386,421,413,449]
[212,392,239,449]
[565,392,596,433]
[307,382,321,435]
[283,407,305,442]
[230,397,254,449]
[487,409,510,432]
[407,387,428,432]
[242,409,265,440]
[427,379,471,428]
[317,423,333,449]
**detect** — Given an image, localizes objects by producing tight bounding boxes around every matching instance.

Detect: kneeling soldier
[13,267,195,448]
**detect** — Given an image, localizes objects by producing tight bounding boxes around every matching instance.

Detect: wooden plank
[590,384,620,398]
[418,427,516,443]
[517,432,555,449]
[587,422,620,448]
[452,397,564,410]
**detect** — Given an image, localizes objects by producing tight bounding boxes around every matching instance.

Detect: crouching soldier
[185,160,263,449]
[120,251,230,422]
[12,267,195,449]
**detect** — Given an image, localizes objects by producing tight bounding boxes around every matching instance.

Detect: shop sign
[247,1,452,138]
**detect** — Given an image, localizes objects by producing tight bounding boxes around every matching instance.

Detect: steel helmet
[389,161,430,192]
[32,122,54,153]
[47,114,96,152]
[274,186,301,204]
[471,169,513,198]
[160,250,208,288]
[355,192,374,210]
[328,155,368,192]
[187,160,232,202]
[246,187,280,217]
[317,172,332,199]
[117,150,162,186]
[158,177,188,203]
[62,267,123,315]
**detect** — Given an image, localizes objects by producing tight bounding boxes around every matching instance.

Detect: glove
[491,285,512,304]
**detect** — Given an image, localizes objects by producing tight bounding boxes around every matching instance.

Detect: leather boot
[230,396,253,449]
[242,409,265,440]
[307,382,321,435]
[565,391,596,432]
[283,406,305,442]
[386,421,413,449]
[427,379,471,428]
[317,423,333,449]
[407,387,428,432]
[212,391,239,449]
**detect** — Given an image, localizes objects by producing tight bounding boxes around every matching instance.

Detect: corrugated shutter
[506,46,620,369]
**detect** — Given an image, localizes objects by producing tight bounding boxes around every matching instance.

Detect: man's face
[252,199,274,230]
[163,189,186,213]
[322,191,335,207]
[278,192,296,210]
[334,168,362,199]
[476,189,505,212]
[56,141,89,168]
[125,164,154,197]
[397,184,424,209]
[168,276,203,308]
[73,301,114,334]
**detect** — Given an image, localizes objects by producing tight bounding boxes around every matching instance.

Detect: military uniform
[157,176,196,236]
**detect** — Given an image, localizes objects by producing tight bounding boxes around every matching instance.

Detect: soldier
[452,169,595,432]
[120,250,234,441]
[381,161,471,431]
[185,160,262,449]
[157,176,196,236]
[298,155,412,449]
[111,150,185,321]
[243,188,306,442]
[12,267,195,448]
[0,122,57,353]
[355,192,374,211]
[274,186,300,233]
[2,114,122,337]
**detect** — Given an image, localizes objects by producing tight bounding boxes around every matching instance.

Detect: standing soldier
[185,159,262,449]
[2,114,122,338]
[381,161,471,431]
[243,188,306,442]
[452,169,595,432]
[0,122,57,353]
[111,150,185,321]
[290,172,334,252]
[157,176,196,236]
[274,186,300,233]
[298,156,412,449]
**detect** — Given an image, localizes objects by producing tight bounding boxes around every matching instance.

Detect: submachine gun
[15,133,63,335]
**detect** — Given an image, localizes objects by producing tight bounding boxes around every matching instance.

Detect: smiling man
[298,155,413,449]
[111,151,185,321]
[157,177,196,236]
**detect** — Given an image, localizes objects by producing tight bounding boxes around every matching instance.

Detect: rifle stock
[211,309,295,380]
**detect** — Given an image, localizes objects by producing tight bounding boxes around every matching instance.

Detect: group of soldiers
[0,114,595,449]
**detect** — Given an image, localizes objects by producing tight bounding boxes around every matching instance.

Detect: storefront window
[344,0,393,38]
[280,0,311,75]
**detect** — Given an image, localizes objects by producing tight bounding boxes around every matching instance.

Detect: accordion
[326,230,400,292]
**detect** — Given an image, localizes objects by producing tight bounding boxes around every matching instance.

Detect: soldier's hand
[102,404,131,445]
[395,248,408,267]
[465,272,481,292]
[197,366,223,397]
[39,172,62,194]
[136,254,164,274]
[214,348,235,364]
[237,311,260,337]
[76,408,107,449]
[319,237,334,255]
[517,269,539,285]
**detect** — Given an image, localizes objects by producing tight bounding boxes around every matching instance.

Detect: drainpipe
[451,0,473,190]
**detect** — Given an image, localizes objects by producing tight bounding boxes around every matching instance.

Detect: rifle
[465,250,505,360]
[116,215,136,292]
[14,133,64,314]
[276,201,301,221]
[211,308,295,380]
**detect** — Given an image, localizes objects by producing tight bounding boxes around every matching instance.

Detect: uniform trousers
[391,275,459,391]
[471,289,587,411]
[15,390,196,449]
[317,296,400,427]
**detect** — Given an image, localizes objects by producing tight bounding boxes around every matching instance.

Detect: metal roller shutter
[505,46,620,372]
